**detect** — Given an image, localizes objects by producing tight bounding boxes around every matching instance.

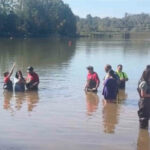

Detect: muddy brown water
[0,38,150,150]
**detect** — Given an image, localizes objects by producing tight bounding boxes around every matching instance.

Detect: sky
[63,0,150,18]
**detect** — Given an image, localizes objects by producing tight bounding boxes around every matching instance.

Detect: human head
[117,64,123,72]
[146,65,150,70]
[4,72,9,77]
[87,66,94,74]
[142,69,150,83]
[105,64,112,73]
[27,66,34,74]
[16,70,23,79]
[108,69,115,78]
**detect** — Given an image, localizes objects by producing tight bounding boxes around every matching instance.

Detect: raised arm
[8,63,15,78]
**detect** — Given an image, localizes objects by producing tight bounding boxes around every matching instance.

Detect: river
[0,37,150,150]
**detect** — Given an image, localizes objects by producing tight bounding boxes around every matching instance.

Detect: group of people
[3,64,39,92]
[85,64,150,130]
[85,64,128,102]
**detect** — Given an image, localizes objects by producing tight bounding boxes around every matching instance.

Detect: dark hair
[106,64,112,70]
[27,66,34,72]
[108,69,115,78]
[15,70,23,79]
[142,69,150,83]
[146,65,150,70]
[118,64,123,68]
[87,66,94,71]
[4,72,9,77]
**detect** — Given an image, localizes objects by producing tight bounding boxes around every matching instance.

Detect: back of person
[103,78,118,101]
[139,81,150,100]
[3,76,13,91]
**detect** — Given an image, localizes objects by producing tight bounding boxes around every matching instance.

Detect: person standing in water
[85,66,100,93]
[116,64,128,89]
[138,69,150,129]
[102,70,118,103]
[3,63,15,91]
[26,66,39,91]
[104,64,112,80]
[14,71,26,92]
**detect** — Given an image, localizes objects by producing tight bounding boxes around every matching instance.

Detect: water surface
[0,38,150,150]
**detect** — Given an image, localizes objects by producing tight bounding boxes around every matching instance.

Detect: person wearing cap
[85,66,100,93]
[116,64,128,89]
[26,66,39,91]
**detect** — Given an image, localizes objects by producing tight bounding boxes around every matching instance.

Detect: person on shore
[85,66,100,93]
[26,66,39,91]
[138,69,150,129]
[102,70,118,103]
[14,71,25,92]
[116,64,128,89]
[3,63,15,91]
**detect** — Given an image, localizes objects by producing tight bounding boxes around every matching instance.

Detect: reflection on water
[3,91,39,113]
[3,91,13,110]
[85,92,99,116]
[0,38,76,74]
[117,90,128,103]
[102,102,120,134]
[137,129,150,150]
[26,91,39,112]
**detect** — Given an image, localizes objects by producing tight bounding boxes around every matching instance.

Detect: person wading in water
[138,69,150,129]
[3,63,15,91]
[116,64,128,90]
[26,66,39,91]
[85,66,100,93]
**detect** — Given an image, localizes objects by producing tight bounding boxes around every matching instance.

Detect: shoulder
[94,72,98,76]
[4,76,9,82]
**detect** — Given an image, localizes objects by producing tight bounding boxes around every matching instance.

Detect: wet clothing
[116,71,128,89]
[87,72,100,92]
[138,81,150,129]
[102,78,118,101]
[3,76,13,91]
[26,72,39,91]
[14,78,25,92]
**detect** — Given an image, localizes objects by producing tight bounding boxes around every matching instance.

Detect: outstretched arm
[8,63,15,78]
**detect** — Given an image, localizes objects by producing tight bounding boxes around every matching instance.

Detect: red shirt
[27,72,39,83]
[4,76,10,83]
[87,72,100,85]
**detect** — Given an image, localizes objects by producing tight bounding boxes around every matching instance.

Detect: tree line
[0,0,150,38]
[76,13,150,36]
[0,0,76,37]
